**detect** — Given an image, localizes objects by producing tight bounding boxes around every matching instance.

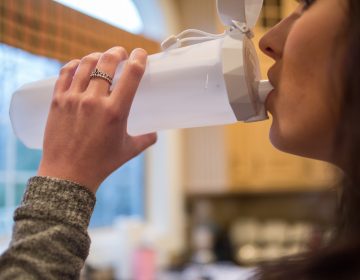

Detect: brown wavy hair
[255,0,360,279]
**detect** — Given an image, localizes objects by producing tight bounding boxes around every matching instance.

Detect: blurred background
[0,0,340,279]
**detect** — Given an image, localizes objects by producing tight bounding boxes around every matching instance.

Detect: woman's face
[260,0,348,163]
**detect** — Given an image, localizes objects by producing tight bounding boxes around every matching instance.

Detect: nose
[259,16,294,61]
[259,26,283,61]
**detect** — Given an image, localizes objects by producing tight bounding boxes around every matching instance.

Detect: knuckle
[102,47,127,63]
[107,107,120,121]
[112,46,128,59]
[128,61,145,78]
[101,52,117,64]
[51,95,62,109]
[59,59,80,75]
[65,95,79,109]
[81,53,101,66]
[80,96,97,112]
[104,103,124,123]
[51,94,78,111]
[81,97,95,108]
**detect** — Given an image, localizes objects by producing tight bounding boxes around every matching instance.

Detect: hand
[37,47,157,193]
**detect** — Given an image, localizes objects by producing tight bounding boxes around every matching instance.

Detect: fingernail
[129,48,146,65]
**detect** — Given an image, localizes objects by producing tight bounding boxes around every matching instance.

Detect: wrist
[37,163,101,194]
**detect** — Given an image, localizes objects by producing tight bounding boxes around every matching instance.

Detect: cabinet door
[225,121,338,192]
[183,127,229,194]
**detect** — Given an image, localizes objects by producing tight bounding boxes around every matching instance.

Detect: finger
[128,132,157,158]
[88,47,128,96]
[110,48,147,114]
[54,59,80,94]
[70,52,102,92]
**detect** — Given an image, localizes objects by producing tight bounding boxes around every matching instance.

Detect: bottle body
[9,38,239,149]
[125,38,237,135]
[10,77,57,150]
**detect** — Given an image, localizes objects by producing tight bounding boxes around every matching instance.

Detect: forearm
[0,176,96,280]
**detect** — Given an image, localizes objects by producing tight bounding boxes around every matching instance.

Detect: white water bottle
[9,0,273,150]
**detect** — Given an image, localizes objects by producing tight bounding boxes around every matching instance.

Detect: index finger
[109,48,147,114]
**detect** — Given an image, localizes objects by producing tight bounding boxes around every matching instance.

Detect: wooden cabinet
[224,121,338,193]
[182,122,338,195]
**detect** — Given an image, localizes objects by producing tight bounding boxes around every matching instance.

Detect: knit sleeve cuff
[14,176,96,232]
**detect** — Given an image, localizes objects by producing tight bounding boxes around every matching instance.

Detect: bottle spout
[245,80,273,122]
[258,80,273,103]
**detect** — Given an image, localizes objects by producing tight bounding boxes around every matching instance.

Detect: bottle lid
[216,0,263,29]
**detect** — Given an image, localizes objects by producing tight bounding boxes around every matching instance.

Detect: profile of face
[259,0,348,163]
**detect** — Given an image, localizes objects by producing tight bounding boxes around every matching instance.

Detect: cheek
[280,19,327,106]
[269,93,336,160]
[269,24,339,158]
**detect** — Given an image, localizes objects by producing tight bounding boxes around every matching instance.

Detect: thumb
[129,132,157,157]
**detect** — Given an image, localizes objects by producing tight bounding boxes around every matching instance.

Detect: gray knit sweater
[0,176,96,280]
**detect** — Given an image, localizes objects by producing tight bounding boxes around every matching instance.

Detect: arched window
[0,1,185,264]
[54,0,170,41]
[0,0,160,235]
[54,0,144,34]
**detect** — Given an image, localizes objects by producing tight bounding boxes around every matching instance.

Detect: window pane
[0,125,6,171]
[0,183,8,236]
[15,141,42,171]
[0,43,62,236]
[90,154,145,228]
[0,184,5,208]
[15,183,26,206]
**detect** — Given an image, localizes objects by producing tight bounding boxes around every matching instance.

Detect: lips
[268,79,276,89]
[265,67,276,109]
[267,67,277,88]
[265,66,278,112]
[265,88,275,100]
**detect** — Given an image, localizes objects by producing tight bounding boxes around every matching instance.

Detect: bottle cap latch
[216,0,264,31]
[161,0,263,50]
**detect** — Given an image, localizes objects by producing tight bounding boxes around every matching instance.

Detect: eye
[303,0,316,10]
[296,0,316,11]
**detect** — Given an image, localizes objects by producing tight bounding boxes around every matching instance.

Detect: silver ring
[90,68,113,85]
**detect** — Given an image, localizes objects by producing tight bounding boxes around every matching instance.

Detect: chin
[269,125,335,163]
[269,127,294,154]
[269,123,318,160]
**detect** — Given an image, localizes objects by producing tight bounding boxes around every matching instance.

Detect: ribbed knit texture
[0,176,96,280]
